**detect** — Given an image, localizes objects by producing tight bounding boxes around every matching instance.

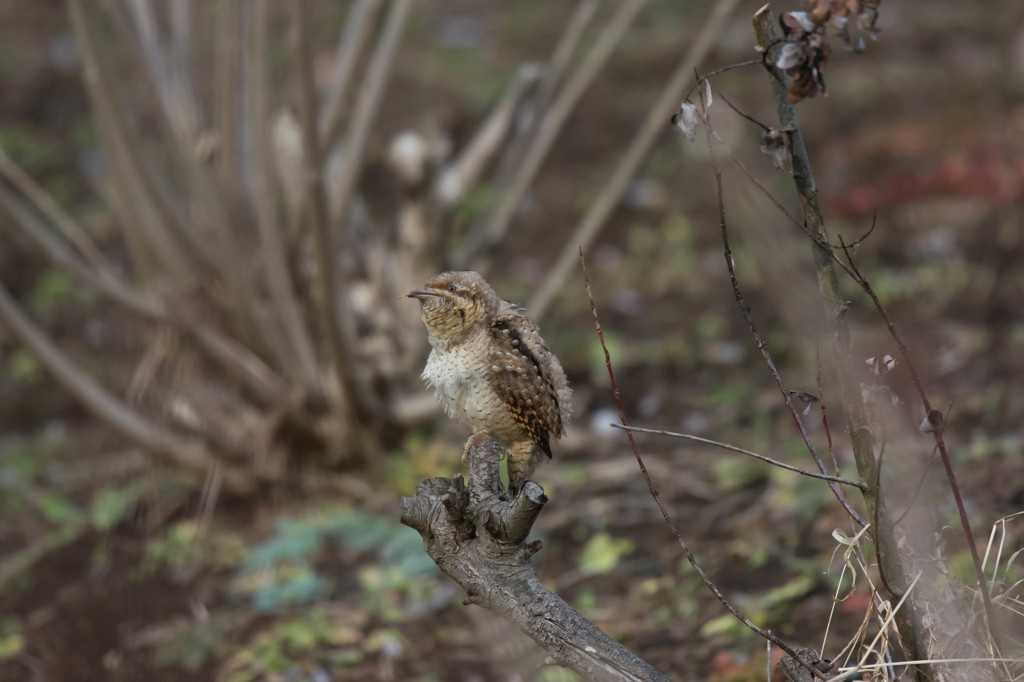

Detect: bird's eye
[447,284,457,293]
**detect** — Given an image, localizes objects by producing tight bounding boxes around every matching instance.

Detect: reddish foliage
[829,147,1024,217]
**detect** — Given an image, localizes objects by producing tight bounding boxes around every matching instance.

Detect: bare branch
[0,280,254,494]
[699,87,868,529]
[319,0,384,144]
[70,0,197,284]
[528,0,742,320]
[0,182,156,317]
[248,0,320,388]
[581,249,823,680]
[291,0,410,424]
[79,1,290,366]
[458,0,646,269]
[838,235,999,645]
[0,148,111,276]
[400,435,670,682]
[126,0,202,143]
[608,423,867,490]
[435,64,543,206]
[539,0,599,103]
[0,179,287,404]
[753,6,933,674]
[215,0,243,187]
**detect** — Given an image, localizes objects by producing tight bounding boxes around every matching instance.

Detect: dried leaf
[809,0,832,24]
[776,43,803,70]
[919,409,944,434]
[787,389,819,416]
[788,69,820,102]
[670,102,699,141]
[781,11,817,34]
[761,129,788,170]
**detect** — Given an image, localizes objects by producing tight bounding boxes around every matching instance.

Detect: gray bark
[400,434,670,682]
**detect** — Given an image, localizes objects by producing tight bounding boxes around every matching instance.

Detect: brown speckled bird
[406,271,572,493]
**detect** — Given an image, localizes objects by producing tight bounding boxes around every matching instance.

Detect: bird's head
[406,271,498,340]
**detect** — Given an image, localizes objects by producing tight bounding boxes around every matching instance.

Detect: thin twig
[701,116,805,234]
[846,213,877,248]
[752,8,932,674]
[581,248,826,681]
[609,423,866,489]
[838,237,999,642]
[529,0,743,320]
[718,91,770,131]
[682,60,763,106]
[700,87,868,529]
[815,345,837,467]
[891,444,939,528]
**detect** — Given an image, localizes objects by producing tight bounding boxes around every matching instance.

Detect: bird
[406,271,572,493]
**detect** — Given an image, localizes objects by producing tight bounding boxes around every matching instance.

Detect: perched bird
[406,271,572,493]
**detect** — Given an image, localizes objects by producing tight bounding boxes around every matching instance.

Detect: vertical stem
[751,8,930,679]
[216,0,242,188]
[291,0,364,423]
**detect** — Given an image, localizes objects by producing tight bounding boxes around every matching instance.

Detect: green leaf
[91,485,143,530]
[760,574,816,614]
[281,620,318,651]
[712,456,766,491]
[578,532,634,575]
[588,330,624,376]
[37,493,85,525]
[0,618,23,661]
[29,269,74,315]
[8,349,39,382]
[699,612,758,640]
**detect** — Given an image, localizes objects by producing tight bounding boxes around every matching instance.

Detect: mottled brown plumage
[406,271,572,492]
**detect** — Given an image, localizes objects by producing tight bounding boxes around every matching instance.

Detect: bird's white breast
[422,334,509,435]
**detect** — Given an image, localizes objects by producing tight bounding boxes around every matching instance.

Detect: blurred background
[0,1,1022,680]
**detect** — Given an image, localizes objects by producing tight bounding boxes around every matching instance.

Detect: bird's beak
[405,289,440,301]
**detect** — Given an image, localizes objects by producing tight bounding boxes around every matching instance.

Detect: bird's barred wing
[488,312,568,456]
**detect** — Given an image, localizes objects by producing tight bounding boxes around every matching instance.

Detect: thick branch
[400,435,669,682]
